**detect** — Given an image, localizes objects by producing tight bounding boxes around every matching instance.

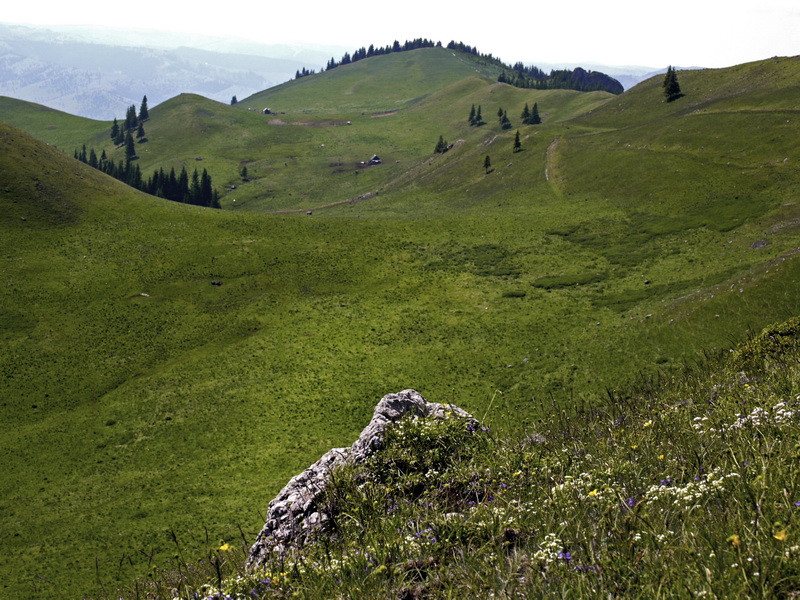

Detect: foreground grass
[127,318,800,599]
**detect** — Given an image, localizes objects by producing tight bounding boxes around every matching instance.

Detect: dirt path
[268,118,350,127]
[266,192,376,214]
[545,136,563,197]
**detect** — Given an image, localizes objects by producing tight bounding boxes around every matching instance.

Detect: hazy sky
[5,0,799,68]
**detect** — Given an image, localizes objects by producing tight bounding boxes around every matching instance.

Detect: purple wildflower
[558,551,572,561]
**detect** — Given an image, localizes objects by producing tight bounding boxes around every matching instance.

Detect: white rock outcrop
[247,389,473,567]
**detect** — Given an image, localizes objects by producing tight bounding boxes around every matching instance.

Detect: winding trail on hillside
[545,136,563,198]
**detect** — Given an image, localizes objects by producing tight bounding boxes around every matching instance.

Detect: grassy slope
[0,48,614,213]
[1,55,800,599]
[184,318,800,600]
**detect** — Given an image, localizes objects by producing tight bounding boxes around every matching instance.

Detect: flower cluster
[643,468,740,508]
[177,570,288,600]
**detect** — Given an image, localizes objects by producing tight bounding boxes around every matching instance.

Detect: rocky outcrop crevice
[247,389,474,567]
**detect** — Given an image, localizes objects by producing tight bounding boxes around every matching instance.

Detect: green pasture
[1,51,800,598]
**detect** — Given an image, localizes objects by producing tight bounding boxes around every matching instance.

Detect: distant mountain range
[0,23,665,120]
[0,23,322,120]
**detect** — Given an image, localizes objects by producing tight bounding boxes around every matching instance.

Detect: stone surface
[247,389,473,567]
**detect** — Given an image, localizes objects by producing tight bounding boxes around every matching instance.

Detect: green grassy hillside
[2,53,800,599]
[0,48,615,213]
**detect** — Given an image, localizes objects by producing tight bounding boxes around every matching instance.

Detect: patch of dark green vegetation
[532,271,607,289]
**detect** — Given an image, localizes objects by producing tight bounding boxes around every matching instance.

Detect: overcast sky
[4,0,798,68]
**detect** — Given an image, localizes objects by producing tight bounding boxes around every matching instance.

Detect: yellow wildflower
[218,543,233,551]
[726,534,741,548]
[774,530,788,541]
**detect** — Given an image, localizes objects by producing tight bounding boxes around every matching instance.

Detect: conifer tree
[468,104,476,125]
[241,165,249,181]
[497,107,504,119]
[189,169,201,205]
[89,148,98,168]
[475,105,483,125]
[179,167,189,202]
[531,102,541,124]
[521,103,531,124]
[125,105,138,131]
[663,66,684,102]
[231,95,238,105]
[500,110,512,130]
[136,122,146,141]
[110,118,119,142]
[484,155,491,173]
[200,169,213,207]
[124,131,136,161]
[434,135,449,154]
[513,130,522,152]
[139,95,149,121]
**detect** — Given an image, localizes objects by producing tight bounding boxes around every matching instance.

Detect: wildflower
[727,534,741,548]
[774,530,788,541]
[626,497,636,508]
[558,551,572,561]
[643,420,653,428]
[218,543,233,552]
[588,489,599,497]
[658,454,665,460]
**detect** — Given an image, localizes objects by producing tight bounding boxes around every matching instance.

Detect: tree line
[294,38,623,95]
[74,95,220,208]
[498,66,624,94]
[467,102,540,129]
[73,146,220,208]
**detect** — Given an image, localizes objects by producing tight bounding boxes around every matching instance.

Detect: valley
[1,47,799,598]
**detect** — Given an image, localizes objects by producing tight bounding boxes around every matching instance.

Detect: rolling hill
[1,48,800,598]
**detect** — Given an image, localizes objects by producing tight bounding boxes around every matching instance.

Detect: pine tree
[531,102,541,124]
[200,169,213,207]
[124,131,136,161]
[484,155,491,173]
[125,105,138,131]
[434,135,449,154]
[475,105,483,126]
[513,130,522,152]
[241,165,249,181]
[468,104,476,125]
[136,122,145,141]
[139,95,149,121]
[110,118,119,142]
[663,66,684,102]
[500,110,512,130]
[521,103,531,124]
[179,167,189,203]
[189,169,201,205]
[231,95,238,105]
[497,107,504,120]
[89,148,98,168]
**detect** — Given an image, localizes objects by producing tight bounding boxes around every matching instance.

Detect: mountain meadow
[2,45,800,598]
